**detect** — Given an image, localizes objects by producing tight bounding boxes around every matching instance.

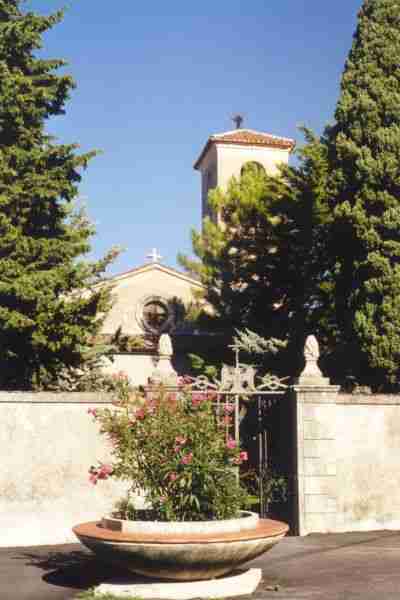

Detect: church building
[194,125,294,221]
[100,125,295,385]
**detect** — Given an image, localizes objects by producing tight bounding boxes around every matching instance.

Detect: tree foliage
[180,134,332,374]
[325,0,400,388]
[182,1,400,389]
[0,1,117,388]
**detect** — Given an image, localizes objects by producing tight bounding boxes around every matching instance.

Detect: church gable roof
[108,262,204,289]
[194,128,295,170]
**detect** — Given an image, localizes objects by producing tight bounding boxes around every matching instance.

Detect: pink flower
[135,408,145,420]
[181,452,193,465]
[169,472,178,482]
[100,463,113,475]
[226,438,236,450]
[224,403,234,414]
[89,463,113,484]
[191,392,204,407]
[87,408,98,418]
[159,496,167,504]
[232,451,248,465]
[174,436,187,453]
[96,463,113,480]
[89,466,99,484]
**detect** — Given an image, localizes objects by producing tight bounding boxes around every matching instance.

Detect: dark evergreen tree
[0,1,117,388]
[325,0,400,388]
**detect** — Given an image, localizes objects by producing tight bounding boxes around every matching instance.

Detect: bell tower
[194,122,295,221]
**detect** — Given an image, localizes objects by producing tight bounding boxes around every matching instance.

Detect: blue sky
[27,1,362,275]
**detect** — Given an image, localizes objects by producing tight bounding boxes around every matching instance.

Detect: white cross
[146,248,163,263]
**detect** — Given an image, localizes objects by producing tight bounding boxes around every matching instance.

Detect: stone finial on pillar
[293,335,339,536]
[297,335,330,386]
[148,334,179,386]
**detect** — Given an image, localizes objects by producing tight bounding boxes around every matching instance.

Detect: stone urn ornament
[297,335,330,385]
[148,333,179,386]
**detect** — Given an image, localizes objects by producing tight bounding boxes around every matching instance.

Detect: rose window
[143,300,169,331]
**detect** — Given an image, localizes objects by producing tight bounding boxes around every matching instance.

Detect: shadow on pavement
[16,548,129,590]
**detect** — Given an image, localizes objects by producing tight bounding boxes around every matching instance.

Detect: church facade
[101,126,295,385]
[100,261,204,384]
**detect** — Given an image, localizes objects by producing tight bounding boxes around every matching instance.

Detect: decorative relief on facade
[136,295,175,335]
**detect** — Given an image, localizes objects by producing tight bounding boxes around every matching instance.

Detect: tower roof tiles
[194,128,295,170]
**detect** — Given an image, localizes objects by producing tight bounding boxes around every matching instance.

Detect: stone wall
[102,353,157,386]
[3,386,400,547]
[101,348,193,387]
[336,395,400,533]
[294,388,400,535]
[0,392,129,547]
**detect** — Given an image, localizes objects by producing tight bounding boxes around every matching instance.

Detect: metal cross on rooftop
[146,248,163,263]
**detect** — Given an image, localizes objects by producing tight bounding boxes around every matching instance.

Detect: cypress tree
[0,1,116,388]
[326,0,400,388]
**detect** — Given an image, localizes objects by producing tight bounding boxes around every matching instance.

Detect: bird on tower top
[231,113,245,129]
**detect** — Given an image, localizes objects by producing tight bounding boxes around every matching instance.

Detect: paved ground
[1,530,400,600]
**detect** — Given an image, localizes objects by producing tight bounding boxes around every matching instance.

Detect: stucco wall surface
[335,400,400,532]
[295,389,400,535]
[198,142,290,223]
[216,144,290,190]
[200,143,218,219]
[294,386,339,536]
[0,393,129,547]
[101,353,157,386]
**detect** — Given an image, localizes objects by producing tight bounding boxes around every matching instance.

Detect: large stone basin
[73,512,288,581]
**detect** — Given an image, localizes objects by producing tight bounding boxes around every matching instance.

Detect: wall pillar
[292,336,339,535]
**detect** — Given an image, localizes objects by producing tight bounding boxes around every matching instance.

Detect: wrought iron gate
[185,356,294,525]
